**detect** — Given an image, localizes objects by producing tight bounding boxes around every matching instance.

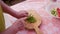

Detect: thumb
[19,17,28,21]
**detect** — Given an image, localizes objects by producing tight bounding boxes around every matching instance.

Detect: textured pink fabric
[27,8,60,34]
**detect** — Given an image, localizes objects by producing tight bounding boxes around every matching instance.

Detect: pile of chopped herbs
[51,8,57,16]
[26,15,36,23]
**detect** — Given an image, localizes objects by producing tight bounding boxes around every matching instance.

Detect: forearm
[0,0,28,18]
[0,16,26,34]
[0,0,19,18]
[1,25,19,34]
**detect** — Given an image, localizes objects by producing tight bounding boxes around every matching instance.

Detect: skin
[0,0,28,19]
[1,17,27,34]
[0,0,28,34]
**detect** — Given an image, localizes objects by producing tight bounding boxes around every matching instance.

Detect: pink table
[4,1,60,34]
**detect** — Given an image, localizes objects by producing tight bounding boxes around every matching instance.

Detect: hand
[1,17,27,34]
[16,10,28,19]
[13,17,27,30]
[0,0,28,19]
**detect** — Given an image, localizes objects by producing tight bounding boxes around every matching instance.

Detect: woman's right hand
[16,10,28,19]
[0,0,28,19]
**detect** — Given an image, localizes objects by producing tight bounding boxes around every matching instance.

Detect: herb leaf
[51,9,57,16]
[26,15,36,23]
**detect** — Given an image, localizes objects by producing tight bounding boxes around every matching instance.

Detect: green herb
[51,9,57,16]
[26,15,36,23]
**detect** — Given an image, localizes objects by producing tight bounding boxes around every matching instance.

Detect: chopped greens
[26,15,36,23]
[51,9,57,16]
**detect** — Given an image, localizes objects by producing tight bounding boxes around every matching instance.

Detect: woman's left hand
[13,17,27,30]
[1,17,27,34]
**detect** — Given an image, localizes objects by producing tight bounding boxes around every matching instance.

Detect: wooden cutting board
[25,9,43,34]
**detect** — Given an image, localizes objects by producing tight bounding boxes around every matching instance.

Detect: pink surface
[27,8,60,34]
[4,1,60,34]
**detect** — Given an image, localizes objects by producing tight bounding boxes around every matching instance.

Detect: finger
[19,10,28,17]
[19,10,28,15]
[13,20,25,30]
[15,17,27,24]
[19,17,28,21]
[23,13,28,17]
